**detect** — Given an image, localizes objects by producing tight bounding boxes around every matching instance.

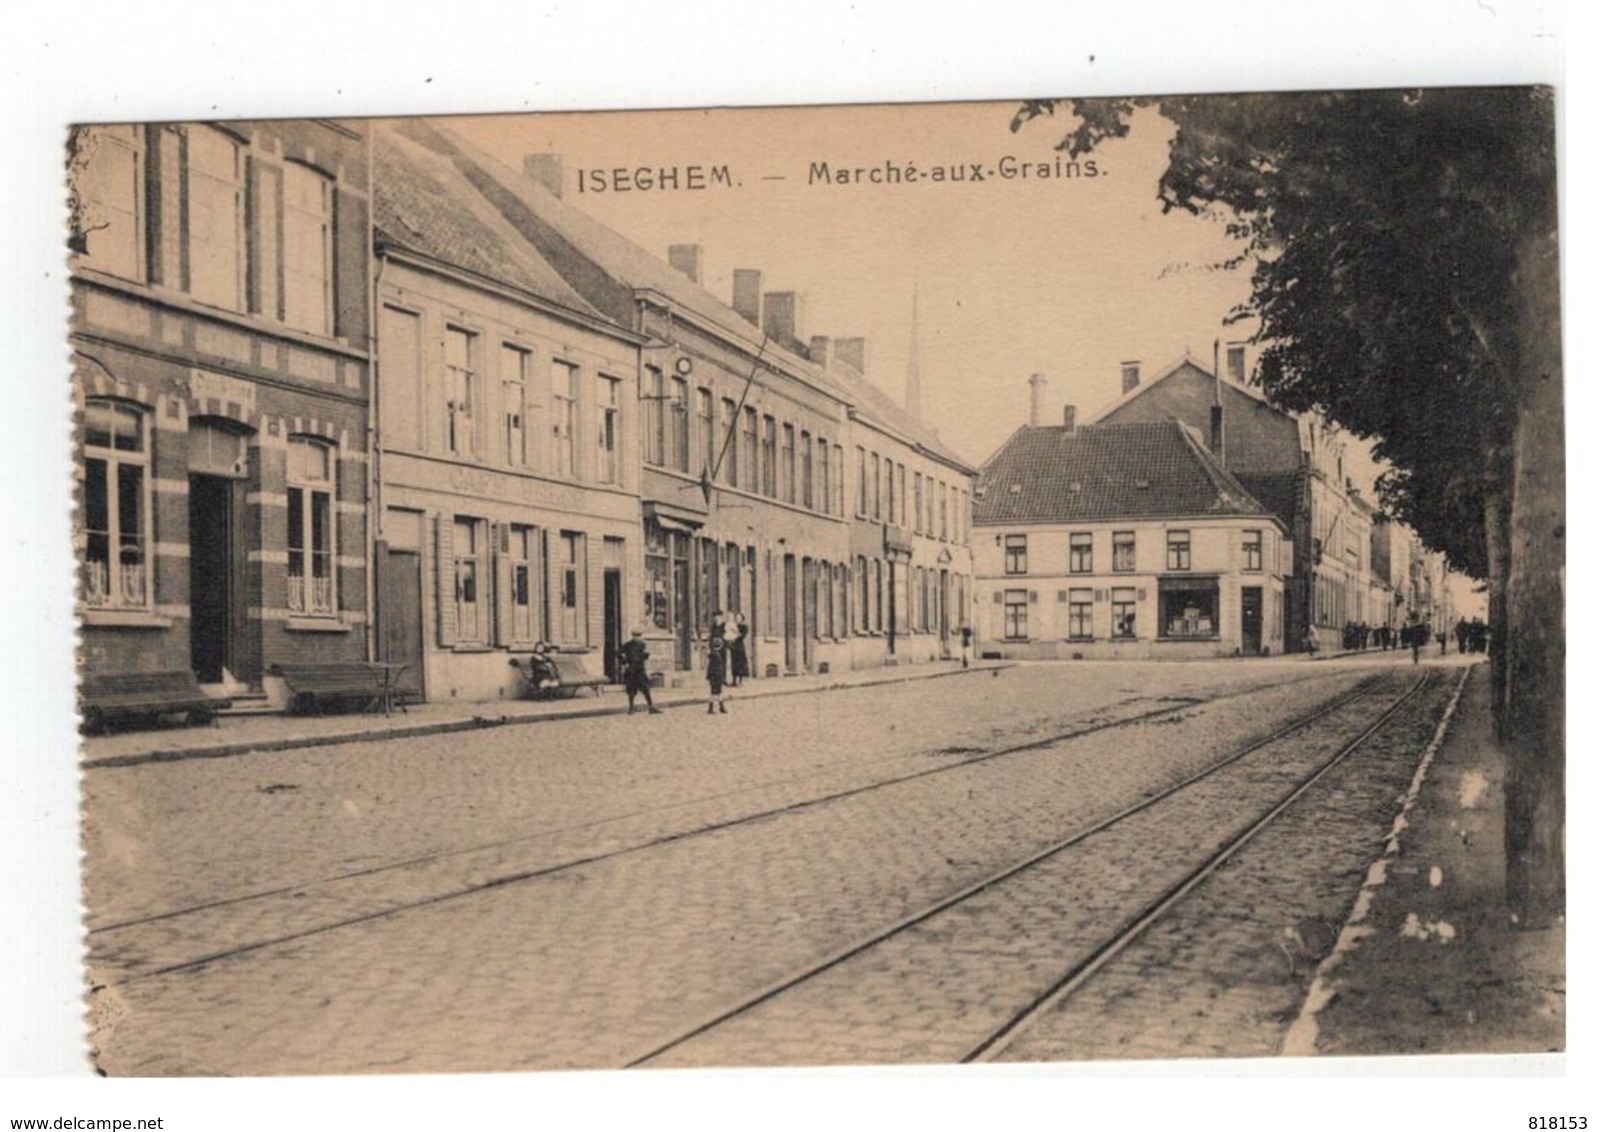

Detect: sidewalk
[81,659,1009,769]
[1285,661,1564,1057]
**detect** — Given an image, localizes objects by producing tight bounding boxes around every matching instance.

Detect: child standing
[706,631,728,714]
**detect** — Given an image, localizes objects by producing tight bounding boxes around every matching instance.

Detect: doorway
[603,568,623,681]
[1241,586,1264,656]
[378,546,426,701]
[783,554,797,673]
[189,474,247,684]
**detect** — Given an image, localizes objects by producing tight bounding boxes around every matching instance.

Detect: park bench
[79,670,227,733]
[271,662,409,715]
[508,650,610,700]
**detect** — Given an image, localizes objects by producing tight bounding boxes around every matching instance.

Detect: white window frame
[552,360,580,479]
[502,342,531,468]
[80,399,152,611]
[287,437,338,618]
[282,161,334,336]
[444,325,478,459]
[453,516,485,644]
[598,374,621,484]
[184,125,246,312]
[73,124,145,282]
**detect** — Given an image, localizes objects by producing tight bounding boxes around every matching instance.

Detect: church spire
[904,285,924,423]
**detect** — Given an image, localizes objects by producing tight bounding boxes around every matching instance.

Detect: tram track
[89,667,1379,987]
[623,669,1444,1069]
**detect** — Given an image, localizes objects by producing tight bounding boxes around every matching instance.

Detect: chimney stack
[809,335,832,369]
[1062,404,1076,433]
[834,336,867,374]
[524,154,564,199]
[763,292,803,348]
[732,269,762,326]
[1120,361,1141,395]
[1028,373,1048,427]
[1210,405,1225,465]
[667,244,703,284]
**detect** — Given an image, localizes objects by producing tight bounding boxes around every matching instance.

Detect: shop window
[1159,577,1219,639]
[80,399,151,610]
[287,438,337,617]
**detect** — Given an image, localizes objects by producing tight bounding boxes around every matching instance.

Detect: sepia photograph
[4,1,1580,1127]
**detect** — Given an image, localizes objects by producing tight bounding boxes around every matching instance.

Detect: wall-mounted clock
[674,356,694,376]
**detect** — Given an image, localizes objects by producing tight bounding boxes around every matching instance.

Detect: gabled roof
[1084,351,1276,427]
[973,421,1279,527]
[393,120,971,473]
[372,126,606,321]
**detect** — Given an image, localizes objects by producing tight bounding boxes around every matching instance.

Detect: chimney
[809,335,832,369]
[1120,361,1141,394]
[668,244,703,284]
[1028,373,1048,427]
[834,336,868,374]
[524,154,564,199]
[763,292,803,348]
[732,269,762,326]
[1210,404,1225,465]
[1062,404,1076,433]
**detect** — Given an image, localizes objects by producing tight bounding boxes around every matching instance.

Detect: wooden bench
[80,671,228,733]
[509,650,610,700]
[271,662,409,715]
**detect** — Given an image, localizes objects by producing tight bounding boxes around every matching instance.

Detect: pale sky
[452,100,1260,470]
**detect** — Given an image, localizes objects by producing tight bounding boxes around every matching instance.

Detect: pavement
[1283,656,1565,1058]
[80,657,1011,769]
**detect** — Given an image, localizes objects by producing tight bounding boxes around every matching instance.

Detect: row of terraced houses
[69,118,978,708]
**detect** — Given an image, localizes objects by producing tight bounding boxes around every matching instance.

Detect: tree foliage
[1015,88,1555,579]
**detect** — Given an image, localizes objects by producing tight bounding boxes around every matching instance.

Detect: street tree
[1014,89,1561,924]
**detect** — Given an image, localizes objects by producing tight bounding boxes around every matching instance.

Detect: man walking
[621,629,661,715]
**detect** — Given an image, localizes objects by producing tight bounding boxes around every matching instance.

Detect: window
[1004,589,1029,640]
[782,424,796,504]
[1243,529,1263,572]
[724,541,742,614]
[762,416,777,497]
[696,387,714,475]
[856,556,870,633]
[801,431,814,509]
[898,465,907,527]
[73,124,144,281]
[287,438,336,617]
[558,531,587,644]
[645,520,671,631]
[1069,532,1093,574]
[938,481,948,539]
[671,376,690,472]
[1068,588,1094,639]
[1112,587,1137,638]
[1167,529,1192,571]
[644,367,666,466]
[1004,534,1028,575]
[453,517,483,642]
[186,126,245,311]
[742,407,759,490]
[833,444,845,517]
[1112,531,1136,572]
[597,375,621,483]
[721,397,739,486]
[871,453,882,520]
[698,538,719,632]
[856,447,868,516]
[914,472,923,534]
[552,361,579,478]
[1159,577,1219,639]
[1226,343,1247,384]
[501,344,530,467]
[381,305,422,449]
[444,326,477,458]
[282,162,333,335]
[80,400,150,610]
[507,524,538,644]
[885,459,895,524]
[817,439,830,515]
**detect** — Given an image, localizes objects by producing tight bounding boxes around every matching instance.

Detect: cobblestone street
[83,655,1468,1075]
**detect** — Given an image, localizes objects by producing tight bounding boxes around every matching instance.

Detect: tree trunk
[1482,478,1511,743]
[1502,216,1565,928]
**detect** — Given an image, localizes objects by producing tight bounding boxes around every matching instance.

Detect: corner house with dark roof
[972,420,1289,659]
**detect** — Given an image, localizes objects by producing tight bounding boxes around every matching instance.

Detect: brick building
[973,419,1288,659]
[69,119,372,704]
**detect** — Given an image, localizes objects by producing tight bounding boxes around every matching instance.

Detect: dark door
[783,554,797,673]
[801,558,816,672]
[189,474,242,684]
[603,569,623,681]
[1241,586,1264,656]
[379,546,425,701]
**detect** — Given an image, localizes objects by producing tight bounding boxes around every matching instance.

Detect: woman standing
[730,612,750,687]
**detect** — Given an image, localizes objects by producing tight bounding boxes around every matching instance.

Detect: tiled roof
[1232,468,1302,531]
[396,120,970,471]
[973,421,1278,527]
[372,126,604,320]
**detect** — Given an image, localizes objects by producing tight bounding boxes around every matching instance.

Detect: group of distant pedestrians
[617,611,752,716]
[1454,616,1490,655]
[1310,615,1488,663]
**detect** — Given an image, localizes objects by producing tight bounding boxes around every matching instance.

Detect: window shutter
[435,515,457,647]
[1028,590,1039,604]
[1094,588,1108,602]
[493,524,514,648]
[1056,590,1069,603]
[991,589,1003,604]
